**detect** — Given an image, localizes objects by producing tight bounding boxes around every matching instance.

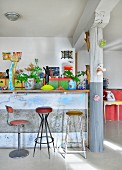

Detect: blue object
[78,85,84,90]
[40,72,44,78]
[8,62,14,90]
[68,80,76,90]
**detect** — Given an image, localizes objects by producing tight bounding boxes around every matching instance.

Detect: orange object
[64,65,73,70]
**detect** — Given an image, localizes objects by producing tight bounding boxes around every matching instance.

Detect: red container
[64,65,73,70]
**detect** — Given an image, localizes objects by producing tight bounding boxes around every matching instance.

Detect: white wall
[0,37,75,75]
[103,51,122,89]
[78,50,122,89]
[77,50,89,72]
[77,50,89,82]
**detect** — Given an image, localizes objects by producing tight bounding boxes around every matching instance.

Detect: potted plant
[63,70,86,90]
[16,63,43,89]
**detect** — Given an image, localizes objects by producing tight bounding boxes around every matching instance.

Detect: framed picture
[49,67,60,77]
[2,52,11,60]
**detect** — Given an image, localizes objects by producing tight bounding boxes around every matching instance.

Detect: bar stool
[5,105,30,158]
[33,107,55,159]
[59,110,86,159]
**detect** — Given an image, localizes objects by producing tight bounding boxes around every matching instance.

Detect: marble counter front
[0,90,89,148]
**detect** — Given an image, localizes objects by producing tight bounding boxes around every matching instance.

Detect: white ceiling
[104,0,122,51]
[0,0,121,51]
[0,0,88,37]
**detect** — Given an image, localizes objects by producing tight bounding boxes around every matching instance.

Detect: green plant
[63,70,86,82]
[17,65,42,83]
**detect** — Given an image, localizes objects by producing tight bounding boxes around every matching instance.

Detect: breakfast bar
[0,90,89,148]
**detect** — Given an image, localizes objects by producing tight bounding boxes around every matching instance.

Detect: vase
[24,78,35,90]
[34,79,43,89]
[68,80,76,90]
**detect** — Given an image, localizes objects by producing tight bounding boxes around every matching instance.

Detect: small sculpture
[6,69,9,78]
[43,66,50,84]
[96,64,106,76]
[2,52,22,90]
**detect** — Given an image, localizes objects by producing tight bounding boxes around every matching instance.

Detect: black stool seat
[33,107,55,159]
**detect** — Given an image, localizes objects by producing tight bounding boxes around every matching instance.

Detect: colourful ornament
[99,40,106,48]
[94,95,100,101]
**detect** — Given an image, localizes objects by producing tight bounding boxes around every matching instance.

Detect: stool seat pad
[66,110,83,116]
[36,107,52,114]
[10,120,29,126]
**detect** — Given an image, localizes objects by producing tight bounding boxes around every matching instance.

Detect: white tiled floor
[0,121,122,170]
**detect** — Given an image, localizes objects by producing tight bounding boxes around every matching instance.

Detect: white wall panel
[0,37,74,75]
[78,50,122,89]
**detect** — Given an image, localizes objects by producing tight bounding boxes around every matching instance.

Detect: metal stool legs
[9,125,29,158]
[33,114,55,159]
[59,115,86,159]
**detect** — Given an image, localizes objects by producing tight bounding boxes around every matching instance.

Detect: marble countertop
[0,89,90,93]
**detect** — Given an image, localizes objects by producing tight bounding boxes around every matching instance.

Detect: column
[89,26,104,152]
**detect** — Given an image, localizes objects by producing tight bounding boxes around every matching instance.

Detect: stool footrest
[35,136,54,144]
[63,150,86,153]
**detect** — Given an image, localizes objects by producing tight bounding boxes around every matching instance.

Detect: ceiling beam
[73,0,120,51]
[96,0,120,12]
[73,0,101,49]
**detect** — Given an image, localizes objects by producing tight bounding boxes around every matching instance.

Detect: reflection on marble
[0,93,87,109]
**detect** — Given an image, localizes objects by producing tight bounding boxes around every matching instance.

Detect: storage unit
[103,90,122,120]
[49,78,71,90]
[0,78,24,89]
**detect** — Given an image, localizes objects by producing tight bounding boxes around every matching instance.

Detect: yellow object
[66,110,83,116]
[41,84,54,90]
[0,78,24,88]
[0,79,6,87]
[2,52,11,60]
[86,65,90,84]
[14,79,24,88]
[2,52,22,90]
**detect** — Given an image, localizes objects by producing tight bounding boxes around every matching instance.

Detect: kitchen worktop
[0,88,89,148]
[0,89,90,93]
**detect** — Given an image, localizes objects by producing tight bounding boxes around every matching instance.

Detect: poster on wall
[2,52,11,60]
[49,67,60,77]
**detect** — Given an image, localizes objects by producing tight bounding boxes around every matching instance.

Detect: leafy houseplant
[63,70,86,83]
[63,70,86,90]
[16,63,42,89]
